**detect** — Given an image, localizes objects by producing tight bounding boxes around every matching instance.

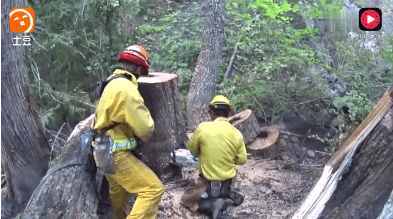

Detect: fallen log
[228,109,260,144]
[22,115,103,218]
[137,73,186,177]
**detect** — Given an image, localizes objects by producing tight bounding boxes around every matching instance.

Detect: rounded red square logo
[359,8,382,31]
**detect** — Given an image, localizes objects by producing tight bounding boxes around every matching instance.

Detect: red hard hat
[118,45,150,72]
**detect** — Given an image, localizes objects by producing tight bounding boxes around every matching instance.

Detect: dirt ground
[157,132,331,219]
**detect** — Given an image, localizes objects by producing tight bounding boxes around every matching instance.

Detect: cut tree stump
[248,126,280,157]
[137,72,186,178]
[22,115,103,219]
[229,109,260,144]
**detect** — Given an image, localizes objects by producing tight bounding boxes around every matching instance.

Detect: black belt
[206,178,232,199]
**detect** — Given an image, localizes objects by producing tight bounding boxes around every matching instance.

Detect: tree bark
[320,105,393,218]
[137,73,186,178]
[1,0,50,217]
[186,0,225,130]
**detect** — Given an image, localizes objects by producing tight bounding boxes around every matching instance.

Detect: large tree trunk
[22,115,102,219]
[1,0,50,218]
[320,105,393,218]
[186,0,225,130]
[137,73,186,178]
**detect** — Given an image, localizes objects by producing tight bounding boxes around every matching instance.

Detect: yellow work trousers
[106,151,165,219]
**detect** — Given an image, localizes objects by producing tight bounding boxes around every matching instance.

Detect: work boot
[211,198,234,219]
[229,191,244,206]
[211,198,225,219]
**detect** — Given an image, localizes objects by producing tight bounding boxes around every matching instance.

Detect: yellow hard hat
[209,95,231,108]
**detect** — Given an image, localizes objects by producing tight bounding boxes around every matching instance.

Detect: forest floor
[158,131,331,219]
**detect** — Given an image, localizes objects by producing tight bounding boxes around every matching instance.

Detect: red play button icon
[359,8,382,31]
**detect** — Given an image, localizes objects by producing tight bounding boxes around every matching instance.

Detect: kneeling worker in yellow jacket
[94,45,164,219]
[181,95,247,218]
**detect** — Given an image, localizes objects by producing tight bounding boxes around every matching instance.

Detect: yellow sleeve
[235,133,247,165]
[122,87,155,142]
[187,126,202,156]
[122,85,154,142]
[94,79,154,142]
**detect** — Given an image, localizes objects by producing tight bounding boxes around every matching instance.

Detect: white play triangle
[367,15,375,24]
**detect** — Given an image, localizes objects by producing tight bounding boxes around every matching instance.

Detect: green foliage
[220,0,323,122]
[330,36,393,122]
[28,0,180,128]
[333,91,371,122]
[27,0,392,138]
[303,0,343,19]
[251,0,297,21]
[383,36,393,65]
[134,2,202,94]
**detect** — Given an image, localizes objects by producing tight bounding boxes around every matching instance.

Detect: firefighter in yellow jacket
[94,45,164,219]
[181,95,247,218]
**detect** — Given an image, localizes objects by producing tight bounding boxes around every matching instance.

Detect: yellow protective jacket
[187,117,247,181]
[94,69,154,150]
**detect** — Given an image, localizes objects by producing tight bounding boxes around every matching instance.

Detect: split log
[293,88,393,219]
[137,73,186,177]
[320,91,393,219]
[229,109,260,144]
[22,115,103,219]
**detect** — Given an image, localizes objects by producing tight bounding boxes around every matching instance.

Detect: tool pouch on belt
[92,134,115,175]
[90,123,119,175]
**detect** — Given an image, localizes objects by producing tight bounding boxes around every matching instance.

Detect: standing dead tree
[1,0,50,218]
[186,0,225,130]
